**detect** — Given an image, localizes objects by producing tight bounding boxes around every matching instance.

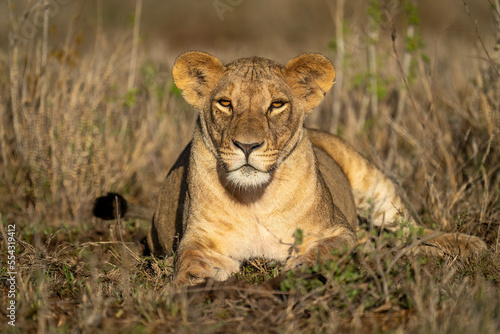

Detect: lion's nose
[232,140,264,157]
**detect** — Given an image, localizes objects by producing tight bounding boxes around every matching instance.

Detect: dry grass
[1,1,499,333]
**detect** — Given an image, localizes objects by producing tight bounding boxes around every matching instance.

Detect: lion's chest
[250,222,291,261]
[219,214,295,263]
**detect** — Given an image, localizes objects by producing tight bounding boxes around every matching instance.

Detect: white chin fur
[226,166,271,188]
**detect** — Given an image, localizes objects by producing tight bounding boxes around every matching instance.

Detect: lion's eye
[268,101,287,114]
[215,99,232,115]
[218,99,232,108]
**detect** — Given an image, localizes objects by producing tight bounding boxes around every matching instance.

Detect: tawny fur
[145,52,486,286]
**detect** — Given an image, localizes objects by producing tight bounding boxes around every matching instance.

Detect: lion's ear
[172,51,225,110]
[284,53,335,111]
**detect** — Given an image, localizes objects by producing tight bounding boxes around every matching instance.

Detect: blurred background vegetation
[1,0,497,224]
[0,0,496,57]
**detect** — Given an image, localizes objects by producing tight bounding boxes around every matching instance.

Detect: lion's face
[172,52,335,189]
[207,59,303,188]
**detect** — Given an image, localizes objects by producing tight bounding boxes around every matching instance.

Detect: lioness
[96,52,487,286]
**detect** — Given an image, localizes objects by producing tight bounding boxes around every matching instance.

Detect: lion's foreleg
[173,237,240,286]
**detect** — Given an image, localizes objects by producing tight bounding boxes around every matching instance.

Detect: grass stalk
[463,0,499,77]
[128,0,143,91]
[327,0,345,132]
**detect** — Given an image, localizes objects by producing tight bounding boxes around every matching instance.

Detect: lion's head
[172,52,335,188]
